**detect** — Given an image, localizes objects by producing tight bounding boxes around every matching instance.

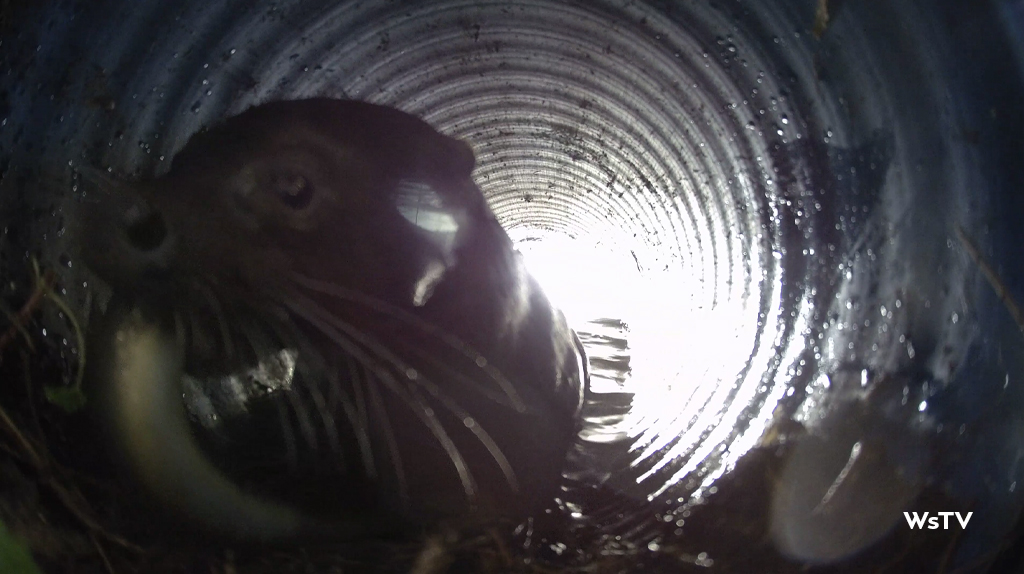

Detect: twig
[944,544,1000,574]
[409,533,453,574]
[90,532,116,574]
[875,535,913,573]
[0,399,141,553]
[43,471,140,550]
[22,350,45,445]
[955,225,1024,331]
[39,276,87,392]
[935,526,963,573]
[0,399,45,470]
[0,439,28,462]
[0,302,35,352]
[487,527,513,568]
[223,549,237,574]
[25,258,89,403]
[812,0,830,39]
[0,269,55,361]
[2,260,88,413]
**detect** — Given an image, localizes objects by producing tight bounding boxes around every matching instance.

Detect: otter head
[82,99,483,319]
[78,99,584,543]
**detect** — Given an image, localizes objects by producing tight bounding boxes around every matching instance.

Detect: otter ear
[446,138,476,178]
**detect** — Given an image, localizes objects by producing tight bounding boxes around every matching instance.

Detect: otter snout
[78,184,180,296]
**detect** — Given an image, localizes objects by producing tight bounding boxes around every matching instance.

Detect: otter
[80,99,588,542]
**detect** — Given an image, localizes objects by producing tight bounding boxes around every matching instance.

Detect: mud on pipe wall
[0,0,1022,572]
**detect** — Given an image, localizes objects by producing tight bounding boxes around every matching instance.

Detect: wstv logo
[904,512,973,530]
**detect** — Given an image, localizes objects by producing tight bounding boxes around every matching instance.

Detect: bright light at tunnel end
[510,228,772,499]
[509,229,646,326]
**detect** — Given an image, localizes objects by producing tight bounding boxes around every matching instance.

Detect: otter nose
[78,190,179,295]
[122,203,170,253]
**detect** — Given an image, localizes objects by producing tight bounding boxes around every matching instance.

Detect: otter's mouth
[88,300,319,541]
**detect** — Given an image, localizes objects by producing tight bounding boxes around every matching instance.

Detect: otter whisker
[283,387,319,455]
[399,368,519,493]
[290,273,526,412]
[285,291,413,380]
[363,366,407,501]
[284,296,477,500]
[262,302,325,376]
[288,291,501,430]
[174,310,188,350]
[285,293,510,476]
[254,302,364,474]
[183,308,202,354]
[393,340,524,410]
[329,356,377,478]
[257,301,301,349]
[274,394,299,471]
[322,362,369,476]
[194,280,236,361]
[288,294,516,499]
[293,296,515,489]
[401,382,478,500]
[233,309,279,366]
[304,374,343,461]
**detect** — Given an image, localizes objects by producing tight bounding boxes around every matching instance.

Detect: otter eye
[271,172,314,209]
